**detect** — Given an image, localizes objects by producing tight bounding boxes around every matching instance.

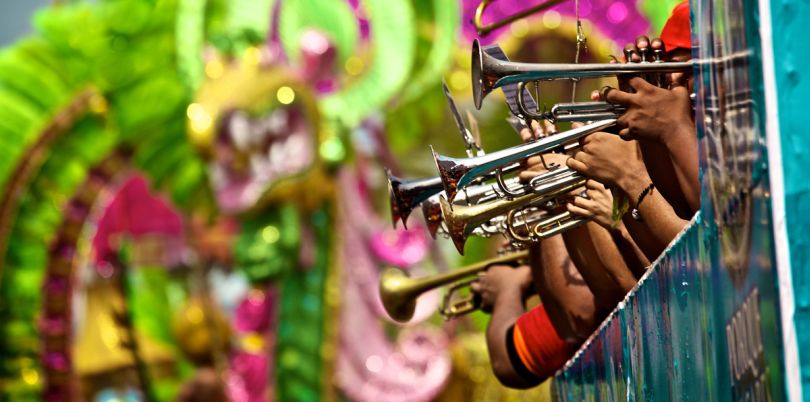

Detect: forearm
[529,240,598,341]
[561,224,630,305]
[619,173,689,255]
[662,123,700,213]
[607,223,651,280]
[485,290,535,388]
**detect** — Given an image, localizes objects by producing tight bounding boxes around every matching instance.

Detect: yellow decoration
[276,86,296,105]
[344,56,364,76]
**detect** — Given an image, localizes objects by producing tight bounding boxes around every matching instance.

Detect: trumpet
[441,167,586,254]
[471,38,694,109]
[505,209,588,243]
[388,163,526,227]
[386,171,444,228]
[420,177,526,238]
[474,0,567,36]
[379,249,530,322]
[433,118,615,202]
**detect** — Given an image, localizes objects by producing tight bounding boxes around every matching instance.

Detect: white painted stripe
[756,0,802,399]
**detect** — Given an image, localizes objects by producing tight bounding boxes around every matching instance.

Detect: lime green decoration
[400,0,460,102]
[279,0,358,66]
[321,0,416,127]
[235,204,301,282]
[639,0,683,34]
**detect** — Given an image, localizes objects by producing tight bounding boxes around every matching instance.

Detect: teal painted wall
[769,0,810,395]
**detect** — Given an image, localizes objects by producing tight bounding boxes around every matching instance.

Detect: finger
[619,127,633,139]
[543,120,557,135]
[635,35,650,62]
[470,281,481,293]
[572,194,596,209]
[586,179,606,190]
[519,170,538,183]
[520,127,533,142]
[608,55,619,64]
[525,155,543,167]
[567,155,589,173]
[530,119,543,139]
[590,89,601,101]
[605,87,635,105]
[567,202,594,218]
[651,37,666,61]
[623,43,640,63]
[628,76,656,92]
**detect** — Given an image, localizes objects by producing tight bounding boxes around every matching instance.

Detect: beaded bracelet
[631,183,656,221]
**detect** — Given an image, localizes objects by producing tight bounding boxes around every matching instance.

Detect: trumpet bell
[379,268,417,323]
[386,169,444,228]
[421,196,443,238]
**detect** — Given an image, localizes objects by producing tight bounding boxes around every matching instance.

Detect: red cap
[660,1,692,52]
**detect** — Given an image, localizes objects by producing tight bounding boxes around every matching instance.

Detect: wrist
[618,170,652,201]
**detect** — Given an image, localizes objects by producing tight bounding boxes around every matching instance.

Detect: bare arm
[529,240,598,342]
[471,265,537,388]
[660,118,700,213]
[618,168,689,257]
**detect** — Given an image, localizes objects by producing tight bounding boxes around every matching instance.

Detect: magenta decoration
[461,0,651,47]
[369,227,429,269]
[234,290,273,333]
[228,352,269,402]
[335,169,450,402]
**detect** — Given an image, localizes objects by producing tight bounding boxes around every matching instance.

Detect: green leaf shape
[279,0,358,66]
[321,0,416,127]
[399,0,460,102]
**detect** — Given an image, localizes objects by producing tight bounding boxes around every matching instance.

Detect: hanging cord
[571,0,588,102]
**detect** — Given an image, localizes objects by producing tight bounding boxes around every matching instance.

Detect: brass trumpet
[471,38,694,109]
[420,179,521,239]
[433,118,615,201]
[379,249,529,322]
[474,0,567,36]
[441,167,586,254]
[388,163,526,227]
[506,209,588,243]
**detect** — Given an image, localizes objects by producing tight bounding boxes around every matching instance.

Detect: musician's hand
[566,179,615,228]
[605,78,693,143]
[519,119,557,143]
[470,264,532,314]
[567,132,648,191]
[519,153,569,183]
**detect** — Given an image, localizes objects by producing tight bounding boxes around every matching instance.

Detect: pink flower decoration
[369,227,428,268]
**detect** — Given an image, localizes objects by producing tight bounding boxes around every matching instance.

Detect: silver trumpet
[471,38,694,109]
[440,166,586,254]
[433,118,615,202]
[387,162,526,227]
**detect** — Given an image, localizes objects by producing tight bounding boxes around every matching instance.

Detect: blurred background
[0,0,678,401]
